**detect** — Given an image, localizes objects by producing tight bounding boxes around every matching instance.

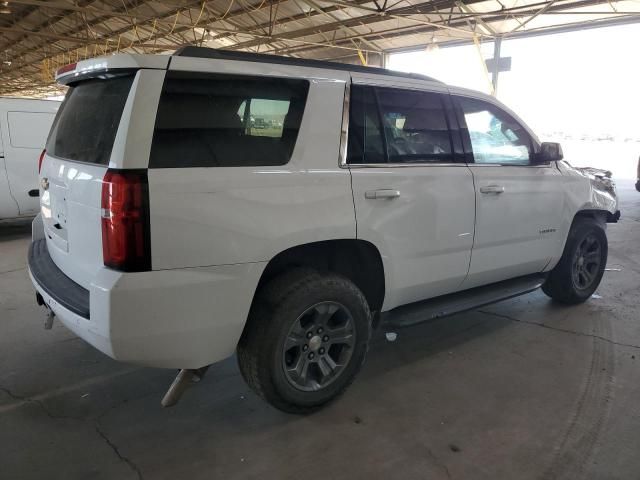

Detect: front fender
[543,161,619,273]
[558,161,619,219]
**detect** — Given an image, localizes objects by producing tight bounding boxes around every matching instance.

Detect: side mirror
[536,142,563,163]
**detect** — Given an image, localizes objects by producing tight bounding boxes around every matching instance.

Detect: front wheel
[237,269,372,414]
[542,217,608,304]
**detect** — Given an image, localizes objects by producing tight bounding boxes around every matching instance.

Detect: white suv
[28,47,619,413]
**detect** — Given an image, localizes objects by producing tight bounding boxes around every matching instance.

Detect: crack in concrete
[0,267,26,275]
[94,422,144,480]
[87,389,173,480]
[1,384,146,479]
[424,446,451,479]
[478,310,640,351]
[0,385,82,420]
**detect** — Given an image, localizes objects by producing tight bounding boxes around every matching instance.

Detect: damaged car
[28,48,620,413]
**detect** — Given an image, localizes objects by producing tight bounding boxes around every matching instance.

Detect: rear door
[3,109,56,215]
[453,94,565,289]
[348,77,475,311]
[146,65,354,270]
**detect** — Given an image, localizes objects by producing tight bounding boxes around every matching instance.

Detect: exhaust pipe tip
[161,366,209,407]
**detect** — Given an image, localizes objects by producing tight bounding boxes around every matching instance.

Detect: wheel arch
[545,208,609,274]
[252,239,386,325]
[573,208,609,226]
[542,207,609,304]
[560,208,609,255]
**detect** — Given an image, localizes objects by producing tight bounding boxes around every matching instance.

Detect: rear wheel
[237,269,372,413]
[542,217,608,304]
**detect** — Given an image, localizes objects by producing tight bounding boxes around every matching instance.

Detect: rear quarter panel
[148,65,355,269]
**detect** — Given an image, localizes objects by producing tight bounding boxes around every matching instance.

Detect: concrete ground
[1,180,639,480]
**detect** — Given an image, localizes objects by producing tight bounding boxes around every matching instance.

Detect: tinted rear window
[149,72,309,168]
[47,74,134,165]
[348,85,453,164]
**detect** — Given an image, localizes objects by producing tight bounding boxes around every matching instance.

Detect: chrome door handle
[479,185,505,194]
[365,189,401,200]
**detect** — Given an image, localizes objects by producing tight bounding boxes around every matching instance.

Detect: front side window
[347,85,453,165]
[458,96,532,165]
[150,72,309,168]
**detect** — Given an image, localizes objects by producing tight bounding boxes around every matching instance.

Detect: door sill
[382,273,547,328]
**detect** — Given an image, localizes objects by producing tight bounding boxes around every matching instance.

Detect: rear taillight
[101,169,151,272]
[38,149,46,174]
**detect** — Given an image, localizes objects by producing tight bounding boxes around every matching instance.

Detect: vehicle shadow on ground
[0,220,32,243]
[7,291,573,424]
[358,291,570,384]
[72,297,574,424]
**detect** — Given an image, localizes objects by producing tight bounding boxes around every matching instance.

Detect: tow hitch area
[161,366,210,407]
[37,293,55,330]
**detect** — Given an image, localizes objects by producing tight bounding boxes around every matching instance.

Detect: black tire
[237,269,372,414]
[542,217,608,304]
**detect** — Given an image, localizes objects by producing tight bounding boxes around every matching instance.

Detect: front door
[347,79,475,311]
[453,94,565,289]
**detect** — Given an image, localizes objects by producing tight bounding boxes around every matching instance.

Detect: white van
[0,98,59,220]
[28,49,618,412]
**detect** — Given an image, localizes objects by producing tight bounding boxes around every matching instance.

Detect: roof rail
[173,46,442,84]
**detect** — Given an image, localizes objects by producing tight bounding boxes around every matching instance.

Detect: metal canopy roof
[0,0,638,97]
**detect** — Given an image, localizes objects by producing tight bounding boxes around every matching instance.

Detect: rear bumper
[28,239,89,319]
[29,268,116,359]
[29,216,266,369]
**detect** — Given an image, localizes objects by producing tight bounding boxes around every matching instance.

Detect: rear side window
[377,87,453,164]
[347,85,453,164]
[347,86,385,164]
[47,74,134,165]
[149,72,309,168]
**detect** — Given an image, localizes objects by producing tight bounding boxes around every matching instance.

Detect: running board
[382,273,546,329]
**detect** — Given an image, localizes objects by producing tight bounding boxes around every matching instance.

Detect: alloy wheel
[282,301,356,392]
[571,233,602,291]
